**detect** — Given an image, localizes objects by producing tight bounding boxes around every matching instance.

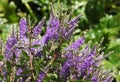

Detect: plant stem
[0,40,2,55]
[10,26,16,82]
[10,62,15,82]
[29,36,33,70]
[30,51,33,70]
[44,40,62,74]
[27,16,33,70]
[44,49,58,74]
[28,17,35,80]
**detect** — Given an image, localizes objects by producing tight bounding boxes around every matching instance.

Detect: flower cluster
[0,7,113,82]
[60,43,113,82]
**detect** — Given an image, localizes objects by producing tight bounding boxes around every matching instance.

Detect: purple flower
[36,71,46,82]
[91,75,99,82]
[47,8,60,30]
[60,37,86,80]
[16,68,23,76]
[14,48,21,62]
[33,10,60,48]
[46,8,60,41]
[64,14,82,39]
[75,46,97,76]
[60,52,77,81]
[65,36,85,50]
[68,14,82,29]
[4,36,17,60]
[45,28,56,40]
[32,17,46,38]
[46,21,60,41]
[59,60,71,81]
[19,17,28,39]
[1,70,7,80]
[47,7,56,28]
[103,76,113,82]
[82,45,89,55]
[60,39,112,82]
[35,51,43,57]
[32,34,50,47]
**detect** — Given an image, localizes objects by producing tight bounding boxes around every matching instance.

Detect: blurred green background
[0,0,120,81]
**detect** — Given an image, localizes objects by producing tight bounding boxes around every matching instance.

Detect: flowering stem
[29,38,33,70]
[27,16,33,71]
[10,27,16,82]
[44,39,62,74]
[40,48,61,81]
[28,19,35,80]
[49,53,57,65]
[29,36,35,80]
[44,50,58,74]
[71,78,74,82]
[0,40,2,55]
[10,61,16,82]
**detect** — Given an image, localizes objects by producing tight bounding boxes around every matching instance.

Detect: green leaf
[0,74,3,80]
[47,73,58,79]
[31,45,40,48]
[22,50,29,60]
[0,55,4,60]
[6,61,12,73]
[21,70,31,75]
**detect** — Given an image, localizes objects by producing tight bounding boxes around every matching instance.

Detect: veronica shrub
[0,8,113,82]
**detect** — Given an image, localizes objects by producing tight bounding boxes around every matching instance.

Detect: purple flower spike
[68,14,82,29]
[36,71,46,82]
[45,7,60,41]
[48,6,56,27]
[66,36,85,50]
[82,45,89,55]
[4,36,17,60]
[46,17,60,41]
[32,17,46,38]
[19,17,28,39]
[50,17,60,28]
[64,14,82,39]
[32,34,50,47]
[60,61,71,81]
